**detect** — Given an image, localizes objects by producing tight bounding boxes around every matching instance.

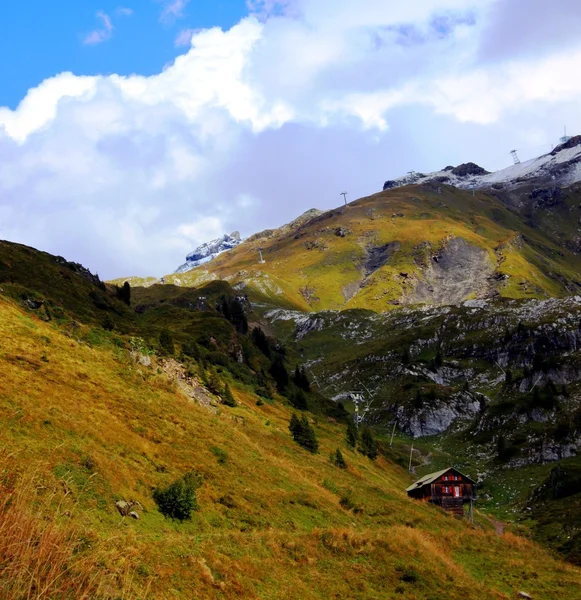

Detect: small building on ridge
[406,467,476,516]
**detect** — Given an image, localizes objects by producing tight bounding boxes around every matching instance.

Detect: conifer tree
[116,281,131,306]
[359,427,378,460]
[289,414,302,441]
[346,419,358,449]
[299,415,319,453]
[291,390,308,410]
[269,356,289,392]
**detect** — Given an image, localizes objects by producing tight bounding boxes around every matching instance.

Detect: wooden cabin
[406,467,476,516]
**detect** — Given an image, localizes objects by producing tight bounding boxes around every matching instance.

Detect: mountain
[162,181,581,312]
[383,135,581,194]
[5,239,580,598]
[175,231,242,274]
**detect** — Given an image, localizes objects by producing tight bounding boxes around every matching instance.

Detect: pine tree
[300,367,311,392]
[289,414,302,441]
[222,383,236,407]
[359,427,378,460]
[346,419,358,449]
[269,356,289,392]
[289,414,318,453]
[252,327,271,357]
[159,329,174,356]
[291,390,308,410]
[116,281,131,306]
[299,415,319,453]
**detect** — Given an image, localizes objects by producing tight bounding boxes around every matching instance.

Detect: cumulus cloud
[83,11,114,45]
[2,0,581,278]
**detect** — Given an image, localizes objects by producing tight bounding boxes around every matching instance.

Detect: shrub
[102,314,114,331]
[153,472,202,520]
[330,448,347,469]
[221,384,236,407]
[158,329,174,356]
[211,446,228,465]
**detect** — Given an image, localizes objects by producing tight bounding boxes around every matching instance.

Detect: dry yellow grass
[1,295,581,598]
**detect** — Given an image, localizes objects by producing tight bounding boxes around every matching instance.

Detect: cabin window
[443,486,449,493]
[443,476,448,481]
[454,476,459,480]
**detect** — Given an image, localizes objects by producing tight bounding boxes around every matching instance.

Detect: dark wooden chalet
[406,467,476,516]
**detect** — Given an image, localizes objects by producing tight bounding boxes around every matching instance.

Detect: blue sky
[1,0,581,278]
[0,1,247,109]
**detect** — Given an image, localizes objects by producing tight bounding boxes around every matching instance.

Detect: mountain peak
[175,231,243,274]
[383,135,581,192]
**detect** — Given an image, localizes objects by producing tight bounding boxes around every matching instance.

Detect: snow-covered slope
[175,231,242,274]
[383,135,581,193]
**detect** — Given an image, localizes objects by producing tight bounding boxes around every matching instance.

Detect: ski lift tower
[510,150,521,165]
[341,192,348,206]
[560,126,572,145]
[257,248,266,264]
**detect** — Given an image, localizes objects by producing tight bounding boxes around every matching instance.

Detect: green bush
[221,384,236,407]
[158,329,175,356]
[330,448,347,469]
[153,471,202,520]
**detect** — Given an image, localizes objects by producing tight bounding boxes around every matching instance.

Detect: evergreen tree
[435,350,443,368]
[228,299,248,334]
[159,329,174,356]
[300,367,311,391]
[401,348,410,365]
[290,389,308,410]
[299,415,319,453]
[269,356,289,392]
[289,414,302,441]
[221,383,236,407]
[252,327,271,357]
[359,427,378,460]
[116,281,131,306]
[505,369,513,384]
[289,414,318,453]
[346,419,358,449]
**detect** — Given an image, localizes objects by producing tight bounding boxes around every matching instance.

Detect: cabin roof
[405,467,475,492]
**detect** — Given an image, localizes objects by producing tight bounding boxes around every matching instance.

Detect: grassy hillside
[2,280,581,597]
[155,184,581,312]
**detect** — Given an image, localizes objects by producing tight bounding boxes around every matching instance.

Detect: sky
[1,0,581,279]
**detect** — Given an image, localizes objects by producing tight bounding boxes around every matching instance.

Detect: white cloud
[175,28,198,48]
[160,0,190,23]
[83,11,114,45]
[2,0,581,278]
[116,7,134,17]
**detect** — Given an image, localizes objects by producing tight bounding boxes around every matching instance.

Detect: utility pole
[510,149,521,165]
[341,192,348,205]
[408,443,414,473]
[390,421,397,448]
[258,248,265,264]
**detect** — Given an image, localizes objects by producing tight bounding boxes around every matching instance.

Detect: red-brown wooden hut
[406,467,476,516]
